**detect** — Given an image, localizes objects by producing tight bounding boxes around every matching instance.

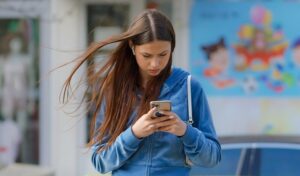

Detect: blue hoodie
[91,67,221,176]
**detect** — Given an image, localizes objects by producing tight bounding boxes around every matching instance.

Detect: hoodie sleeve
[179,78,221,167]
[91,103,143,174]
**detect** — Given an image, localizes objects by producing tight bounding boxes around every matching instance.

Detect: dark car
[190,135,300,176]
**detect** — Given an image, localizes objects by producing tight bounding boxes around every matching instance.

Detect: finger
[146,107,158,118]
[156,115,175,122]
[153,111,166,118]
[159,110,175,117]
[151,115,171,123]
[155,119,176,128]
[149,124,158,132]
[158,126,172,132]
[148,107,157,114]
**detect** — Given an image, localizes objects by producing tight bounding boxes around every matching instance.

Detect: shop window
[0,19,39,165]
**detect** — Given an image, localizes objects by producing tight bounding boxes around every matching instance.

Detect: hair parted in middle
[61,9,176,150]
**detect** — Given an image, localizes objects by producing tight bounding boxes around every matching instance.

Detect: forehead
[135,40,171,53]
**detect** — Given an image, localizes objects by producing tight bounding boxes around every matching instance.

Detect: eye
[142,54,151,58]
[159,53,167,57]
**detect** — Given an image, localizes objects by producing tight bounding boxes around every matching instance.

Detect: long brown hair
[61,9,176,150]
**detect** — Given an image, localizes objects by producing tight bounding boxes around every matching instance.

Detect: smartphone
[150,100,172,117]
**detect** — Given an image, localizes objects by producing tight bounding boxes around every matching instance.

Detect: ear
[129,40,133,48]
[129,40,135,55]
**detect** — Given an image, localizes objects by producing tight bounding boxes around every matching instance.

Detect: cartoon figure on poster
[233,6,298,93]
[191,2,300,96]
[201,37,235,88]
[234,6,288,72]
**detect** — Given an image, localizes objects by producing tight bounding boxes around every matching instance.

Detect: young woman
[62,9,221,176]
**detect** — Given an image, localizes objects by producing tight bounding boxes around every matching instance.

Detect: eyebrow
[141,50,169,55]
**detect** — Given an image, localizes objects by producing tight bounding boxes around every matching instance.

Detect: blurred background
[0,0,300,176]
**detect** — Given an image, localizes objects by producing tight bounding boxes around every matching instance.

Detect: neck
[141,78,149,89]
[139,71,150,89]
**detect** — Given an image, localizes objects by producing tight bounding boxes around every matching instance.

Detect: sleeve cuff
[119,126,143,148]
[179,125,201,145]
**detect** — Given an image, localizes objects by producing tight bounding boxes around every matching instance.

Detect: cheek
[135,56,146,67]
[162,55,171,65]
[210,56,221,66]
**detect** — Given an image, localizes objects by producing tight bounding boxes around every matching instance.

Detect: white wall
[45,0,87,175]
[210,97,300,136]
[172,0,191,70]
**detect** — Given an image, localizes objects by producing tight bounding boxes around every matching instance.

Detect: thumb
[147,107,157,117]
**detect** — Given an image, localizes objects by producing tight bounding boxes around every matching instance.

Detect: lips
[149,69,160,75]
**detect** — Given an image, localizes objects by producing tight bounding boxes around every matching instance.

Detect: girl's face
[134,40,171,82]
[210,47,229,72]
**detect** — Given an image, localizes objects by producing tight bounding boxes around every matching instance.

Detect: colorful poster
[190,0,300,96]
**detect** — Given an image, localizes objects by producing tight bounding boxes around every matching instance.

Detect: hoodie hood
[159,67,190,97]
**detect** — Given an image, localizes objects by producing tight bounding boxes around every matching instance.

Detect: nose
[150,57,160,68]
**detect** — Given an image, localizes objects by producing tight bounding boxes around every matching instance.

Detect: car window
[260,148,300,176]
[190,149,241,176]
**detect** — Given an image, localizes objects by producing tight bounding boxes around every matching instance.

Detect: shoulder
[164,67,189,88]
[189,76,204,92]
[189,76,207,100]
